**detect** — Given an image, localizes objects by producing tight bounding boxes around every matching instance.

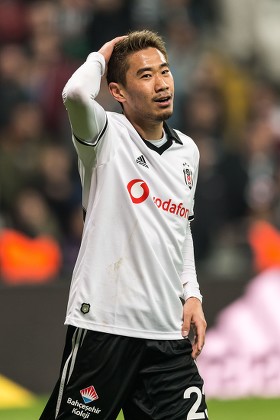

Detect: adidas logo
[136,155,149,168]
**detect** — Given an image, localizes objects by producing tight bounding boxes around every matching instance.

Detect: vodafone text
[153,197,189,219]
[126,179,190,219]
[67,398,101,418]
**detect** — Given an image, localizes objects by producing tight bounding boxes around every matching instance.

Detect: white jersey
[63,52,202,340]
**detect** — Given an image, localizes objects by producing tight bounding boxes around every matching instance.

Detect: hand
[98,36,127,65]
[182,297,207,359]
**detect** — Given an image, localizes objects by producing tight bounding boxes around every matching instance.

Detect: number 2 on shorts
[184,386,208,420]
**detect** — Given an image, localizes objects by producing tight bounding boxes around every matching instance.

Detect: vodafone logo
[127,179,189,219]
[127,179,149,204]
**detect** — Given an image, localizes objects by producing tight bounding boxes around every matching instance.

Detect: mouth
[154,94,173,107]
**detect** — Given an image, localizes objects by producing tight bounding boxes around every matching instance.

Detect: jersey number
[184,386,208,420]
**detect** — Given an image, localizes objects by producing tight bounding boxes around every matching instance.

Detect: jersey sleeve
[181,222,202,302]
[182,142,202,301]
[62,52,107,164]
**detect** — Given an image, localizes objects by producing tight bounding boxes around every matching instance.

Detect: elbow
[62,82,90,106]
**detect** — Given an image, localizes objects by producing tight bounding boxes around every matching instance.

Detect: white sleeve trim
[183,285,202,302]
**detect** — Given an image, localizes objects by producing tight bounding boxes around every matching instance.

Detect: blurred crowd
[0,0,280,284]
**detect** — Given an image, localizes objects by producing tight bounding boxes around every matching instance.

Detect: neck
[124,113,163,140]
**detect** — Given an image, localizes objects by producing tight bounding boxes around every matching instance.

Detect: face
[110,47,174,126]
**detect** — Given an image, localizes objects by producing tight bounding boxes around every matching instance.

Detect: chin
[157,110,173,122]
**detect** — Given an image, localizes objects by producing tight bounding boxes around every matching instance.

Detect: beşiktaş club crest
[183,163,193,190]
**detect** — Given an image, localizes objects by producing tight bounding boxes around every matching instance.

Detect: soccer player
[40,30,208,420]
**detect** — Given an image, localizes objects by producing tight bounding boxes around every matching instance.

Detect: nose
[154,74,169,92]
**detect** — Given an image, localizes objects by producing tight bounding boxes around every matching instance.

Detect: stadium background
[0,0,280,418]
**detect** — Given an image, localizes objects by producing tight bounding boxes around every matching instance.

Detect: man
[40,30,208,420]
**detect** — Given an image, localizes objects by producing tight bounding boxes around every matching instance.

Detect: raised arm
[62,36,127,143]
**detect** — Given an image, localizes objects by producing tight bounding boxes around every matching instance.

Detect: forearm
[181,224,202,302]
[62,52,106,142]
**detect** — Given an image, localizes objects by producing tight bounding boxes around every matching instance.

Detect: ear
[109,82,126,104]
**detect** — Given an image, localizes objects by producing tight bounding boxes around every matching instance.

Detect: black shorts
[40,326,208,420]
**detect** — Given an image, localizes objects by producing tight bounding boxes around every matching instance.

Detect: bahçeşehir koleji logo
[80,385,99,404]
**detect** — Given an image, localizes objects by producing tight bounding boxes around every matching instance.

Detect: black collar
[163,122,183,145]
[142,122,183,155]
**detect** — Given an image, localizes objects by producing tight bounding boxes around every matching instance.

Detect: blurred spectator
[0,0,29,43]
[190,51,253,149]
[24,1,80,133]
[0,45,30,128]
[0,101,49,214]
[183,86,226,143]
[191,133,227,262]
[248,79,280,145]
[0,188,62,285]
[37,143,81,235]
[243,117,279,219]
[216,0,280,84]
[248,220,280,274]
[26,0,58,35]
[56,0,93,59]
[199,112,280,279]
[187,0,218,30]
[164,15,201,129]
[131,0,162,31]
[0,228,61,285]
[162,0,217,31]
[11,188,61,240]
[86,0,132,51]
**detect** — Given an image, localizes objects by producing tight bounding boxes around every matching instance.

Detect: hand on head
[98,36,127,65]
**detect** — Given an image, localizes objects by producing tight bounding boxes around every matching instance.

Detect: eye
[162,68,170,75]
[141,73,152,79]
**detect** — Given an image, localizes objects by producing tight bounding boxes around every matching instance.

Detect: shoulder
[107,111,130,128]
[173,128,200,160]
